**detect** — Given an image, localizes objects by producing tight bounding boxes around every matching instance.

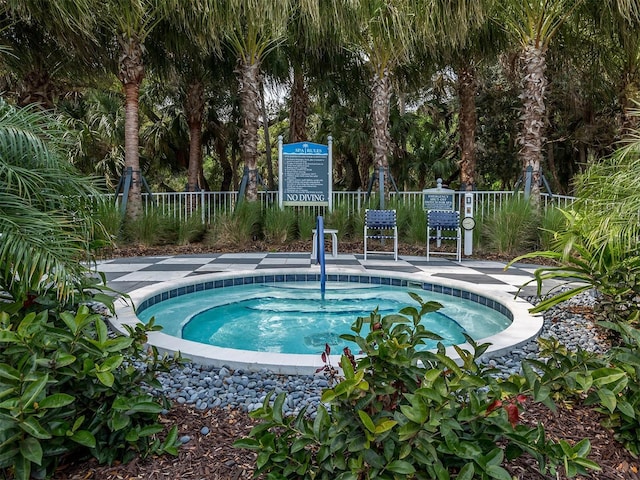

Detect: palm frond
[0,99,104,301]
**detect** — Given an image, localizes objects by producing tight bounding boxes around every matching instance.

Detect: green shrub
[263,206,296,244]
[236,294,599,479]
[481,195,539,255]
[521,325,640,457]
[0,288,180,480]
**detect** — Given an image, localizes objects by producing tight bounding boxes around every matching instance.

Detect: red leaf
[516,394,527,404]
[505,403,520,427]
[486,399,502,415]
[321,352,327,363]
[325,343,331,355]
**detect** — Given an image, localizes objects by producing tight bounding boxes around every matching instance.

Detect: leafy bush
[263,206,296,244]
[235,294,599,479]
[0,290,180,480]
[521,325,640,457]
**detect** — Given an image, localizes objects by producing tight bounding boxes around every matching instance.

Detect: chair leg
[364,228,367,260]
[394,228,398,261]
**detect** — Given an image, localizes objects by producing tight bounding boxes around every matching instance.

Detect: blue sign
[280,141,330,207]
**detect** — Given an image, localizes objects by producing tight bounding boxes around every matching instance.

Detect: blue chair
[364,209,398,261]
[427,210,461,262]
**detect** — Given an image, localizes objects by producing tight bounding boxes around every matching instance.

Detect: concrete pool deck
[97,253,561,374]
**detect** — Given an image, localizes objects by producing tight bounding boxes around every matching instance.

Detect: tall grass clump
[263,206,296,244]
[175,210,207,245]
[296,209,316,241]
[122,208,177,246]
[481,195,539,255]
[206,200,262,247]
[405,205,427,245]
[93,200,122,244]
[538,205,568,251]
[326,202,352,239]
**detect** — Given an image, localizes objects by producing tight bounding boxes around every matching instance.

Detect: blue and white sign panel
[279,137,332,209]
[423,179,455,211]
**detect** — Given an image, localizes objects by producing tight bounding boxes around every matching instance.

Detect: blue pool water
[137,282,511,355]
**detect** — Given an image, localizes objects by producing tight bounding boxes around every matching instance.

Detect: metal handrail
[315,215,326,297]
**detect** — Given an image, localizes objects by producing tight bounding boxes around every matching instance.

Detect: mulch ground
[49,242,640,479]
[52,401,640,480]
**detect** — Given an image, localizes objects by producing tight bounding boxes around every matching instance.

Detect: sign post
[278,136,332,211]
[422,179,455,212]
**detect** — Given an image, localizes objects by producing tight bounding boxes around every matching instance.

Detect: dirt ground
[51,241,640,479]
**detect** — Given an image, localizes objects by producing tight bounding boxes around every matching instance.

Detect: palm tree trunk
[123,82,142,219]
[289,66,309,143]
[620,76,640,134]
[118,35,145,220]
[457,60,477,192]
[261,83,275,190]
[518,43,547,206]
[238,60,261,202]
[371,67,391,197]
[186,80,204,193]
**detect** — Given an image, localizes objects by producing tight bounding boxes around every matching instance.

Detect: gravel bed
[149,290,606,421]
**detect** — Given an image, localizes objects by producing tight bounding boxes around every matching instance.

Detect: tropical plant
[0,100,107,302]
[236,294,599,478]
[509,122,640,314]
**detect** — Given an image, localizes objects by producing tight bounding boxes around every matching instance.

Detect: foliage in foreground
[235,294,599,479]
[0,287,180,480]
[0,99,107,302]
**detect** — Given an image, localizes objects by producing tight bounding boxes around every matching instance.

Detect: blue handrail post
[316,216,326,297]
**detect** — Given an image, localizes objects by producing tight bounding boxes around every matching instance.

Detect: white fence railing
[108,190,576,224]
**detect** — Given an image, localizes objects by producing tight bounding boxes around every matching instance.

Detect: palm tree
[499,0,582,204]
[213,0,319,201]
[100,0,163,219]
[1,0,100,108]
[342,0,417,195]
[0,100,104,303]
